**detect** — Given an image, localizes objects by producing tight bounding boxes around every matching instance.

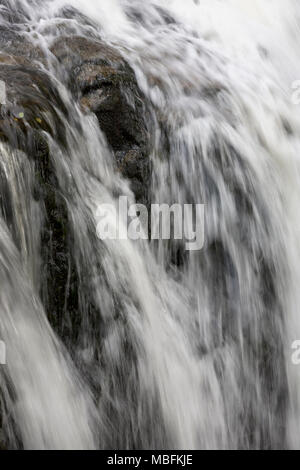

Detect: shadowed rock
[51,35,150,204]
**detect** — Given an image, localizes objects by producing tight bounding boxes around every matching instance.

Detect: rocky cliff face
[0,24,151,449]
[51,35,150,205]
[0,28,150,201]
[0,29,151,321]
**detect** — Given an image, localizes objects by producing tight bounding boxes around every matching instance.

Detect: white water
[0,0,300,449]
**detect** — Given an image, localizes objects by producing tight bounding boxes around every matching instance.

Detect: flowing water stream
[0,0,300,450]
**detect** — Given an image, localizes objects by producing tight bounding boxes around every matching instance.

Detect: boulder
[0,21,152,450]
[51,36,150,204]
[0,25,45,66]
[0,33,152,360]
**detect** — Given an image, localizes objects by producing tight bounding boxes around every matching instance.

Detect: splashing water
[0,0,300,449]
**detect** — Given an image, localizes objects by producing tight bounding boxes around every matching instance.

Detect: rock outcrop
[0,32,151,326]
[0,29,151,448]
[0,29,150,204]
[51,36,150,204]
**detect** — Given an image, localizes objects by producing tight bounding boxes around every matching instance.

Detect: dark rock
[0,61,77,342]
[0,25,45,66]
[0,34,152,345]
[0,23,152,447]
[115,149,148,202]
[51,36,150,204]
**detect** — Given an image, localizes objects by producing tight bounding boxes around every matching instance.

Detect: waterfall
[0,0,300,450]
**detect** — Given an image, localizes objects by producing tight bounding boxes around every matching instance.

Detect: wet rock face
[0,11,152,447]
[0,62,75,339]
[0,25,45,66]
[0,33,151,343]
[51,36,150,204]
[0,28,150,204]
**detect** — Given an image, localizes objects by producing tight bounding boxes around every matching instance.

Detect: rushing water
[0,0,300,450]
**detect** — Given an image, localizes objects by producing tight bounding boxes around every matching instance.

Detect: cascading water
[0,0,300,450]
